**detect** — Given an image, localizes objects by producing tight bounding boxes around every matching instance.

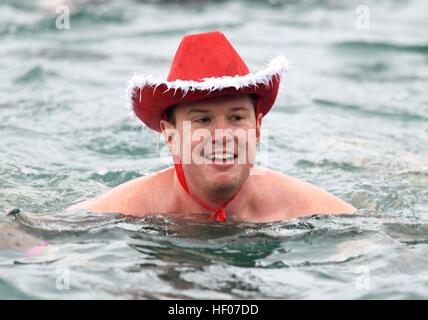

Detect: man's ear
[160,120,179,156]
[256,113,263,144]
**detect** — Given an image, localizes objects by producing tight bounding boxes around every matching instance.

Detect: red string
[173,156,241,222]
[255,100,260,118]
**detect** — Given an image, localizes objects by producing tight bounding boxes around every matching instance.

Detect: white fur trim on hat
[125,55,290,126]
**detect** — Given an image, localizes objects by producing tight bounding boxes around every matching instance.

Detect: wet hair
[165,104,177,125]
[164,94,258,126]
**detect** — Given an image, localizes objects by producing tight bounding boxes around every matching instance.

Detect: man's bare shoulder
[250,167,357,218]
[67,167,174,215]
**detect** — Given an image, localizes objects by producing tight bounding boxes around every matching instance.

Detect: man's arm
[285,175,357,218]
[66,178,142,214]
[67,168,176,215]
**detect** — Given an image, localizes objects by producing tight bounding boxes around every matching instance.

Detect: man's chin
[190,163,249,190]
[206,169,247,191]
[205,164,238,177]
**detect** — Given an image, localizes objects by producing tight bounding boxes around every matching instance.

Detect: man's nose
[211,116,228,131]
[210,117,234,145]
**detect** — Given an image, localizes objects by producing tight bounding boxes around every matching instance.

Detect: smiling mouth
[204,152,237,162]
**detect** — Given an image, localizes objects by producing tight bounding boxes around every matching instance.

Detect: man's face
[160,94,261,201]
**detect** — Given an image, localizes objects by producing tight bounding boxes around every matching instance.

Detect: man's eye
[230,115,244,121]
[194,117,210,124]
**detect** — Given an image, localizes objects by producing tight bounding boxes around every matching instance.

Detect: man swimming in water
[69,31,356,222]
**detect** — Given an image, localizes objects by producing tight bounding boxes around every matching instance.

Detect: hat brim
[126,55,289,132]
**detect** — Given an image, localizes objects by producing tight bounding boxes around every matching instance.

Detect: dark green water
[1,0,427,299]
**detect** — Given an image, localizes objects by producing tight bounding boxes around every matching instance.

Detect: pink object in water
[26,241,48,256]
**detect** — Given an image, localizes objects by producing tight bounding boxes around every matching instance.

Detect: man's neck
[172,169,249,214]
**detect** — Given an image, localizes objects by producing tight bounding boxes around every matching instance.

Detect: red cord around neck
[173,157,241,222]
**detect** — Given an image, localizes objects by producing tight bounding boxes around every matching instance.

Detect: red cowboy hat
[126,30,289,132]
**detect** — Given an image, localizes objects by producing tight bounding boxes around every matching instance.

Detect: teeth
[204,153,234,161]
